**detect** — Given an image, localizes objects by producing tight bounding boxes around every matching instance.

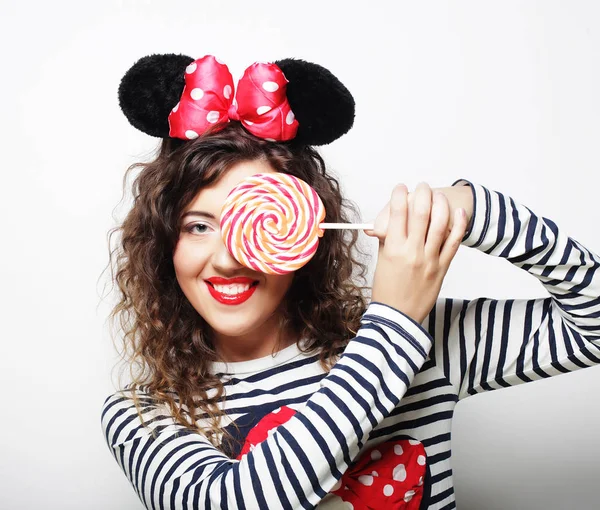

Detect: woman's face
[173,159,295,358]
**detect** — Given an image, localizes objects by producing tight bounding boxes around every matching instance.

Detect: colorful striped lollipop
[221,173,375,274]
[220,173,327,274]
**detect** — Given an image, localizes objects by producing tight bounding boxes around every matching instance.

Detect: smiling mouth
[205,281,259,305]
[205,281,259,294]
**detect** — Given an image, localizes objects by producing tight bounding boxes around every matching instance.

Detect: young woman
[101,54,600,509]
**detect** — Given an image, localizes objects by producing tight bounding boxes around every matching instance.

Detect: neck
[212,314,297,363]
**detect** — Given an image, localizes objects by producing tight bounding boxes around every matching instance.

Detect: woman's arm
[101,303,432,510]
[425,179,600,399]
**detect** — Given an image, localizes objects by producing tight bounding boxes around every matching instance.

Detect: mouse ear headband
[118,53,355,145]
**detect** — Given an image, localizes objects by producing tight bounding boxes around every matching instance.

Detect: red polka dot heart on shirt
[237,406,427,509]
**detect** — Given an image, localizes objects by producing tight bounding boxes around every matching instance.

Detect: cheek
[267,273,295,299]
[173,241,207,277]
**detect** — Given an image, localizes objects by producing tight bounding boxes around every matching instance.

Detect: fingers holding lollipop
[220,174,468,322]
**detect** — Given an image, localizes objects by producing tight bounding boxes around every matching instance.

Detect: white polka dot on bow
[256,106,272,115]
[262,81,279,92]
[206,111,220,124]
[190,88,204,100]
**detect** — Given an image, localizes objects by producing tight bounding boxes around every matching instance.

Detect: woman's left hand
[417,185,474,233]
[367,184,474,238]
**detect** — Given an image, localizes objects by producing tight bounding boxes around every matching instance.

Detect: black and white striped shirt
[101,179,600,509]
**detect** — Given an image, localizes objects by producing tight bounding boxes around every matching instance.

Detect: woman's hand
[416,184,474,233]
[364,183,469,324]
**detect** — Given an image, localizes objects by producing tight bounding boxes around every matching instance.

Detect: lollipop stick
[319,223,374,230]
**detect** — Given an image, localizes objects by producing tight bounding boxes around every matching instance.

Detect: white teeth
[213,283,252,295]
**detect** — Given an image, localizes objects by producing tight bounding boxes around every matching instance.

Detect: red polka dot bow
[237,406,426,509]
[168,55,299,141]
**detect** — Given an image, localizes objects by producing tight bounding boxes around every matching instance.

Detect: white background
[1,1,599,509]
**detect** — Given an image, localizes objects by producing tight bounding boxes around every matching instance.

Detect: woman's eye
[186,223,211,235]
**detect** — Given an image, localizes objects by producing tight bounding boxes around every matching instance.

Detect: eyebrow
[181,211,217,220]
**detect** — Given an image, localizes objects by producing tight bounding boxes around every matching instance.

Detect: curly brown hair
[106,122,371,452]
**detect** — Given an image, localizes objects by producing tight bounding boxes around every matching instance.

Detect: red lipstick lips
[205,277,259,305]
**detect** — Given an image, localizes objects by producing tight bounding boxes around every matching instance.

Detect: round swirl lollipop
[220,173,326,274]
[220,173,375,274]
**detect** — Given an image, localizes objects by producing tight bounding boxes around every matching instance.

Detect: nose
[211,233,245,272]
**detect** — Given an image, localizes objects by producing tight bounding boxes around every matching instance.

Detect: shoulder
[100,384,158,418]
[100,385,176,448]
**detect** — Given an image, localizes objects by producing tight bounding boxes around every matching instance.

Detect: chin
[208,318,261,338]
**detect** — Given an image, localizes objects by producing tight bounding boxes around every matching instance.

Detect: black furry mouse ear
[275,58,355,146]
[118,53,195,138]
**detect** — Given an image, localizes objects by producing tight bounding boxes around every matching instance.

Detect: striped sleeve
[100,302,433,510]
[426,179,600,400]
